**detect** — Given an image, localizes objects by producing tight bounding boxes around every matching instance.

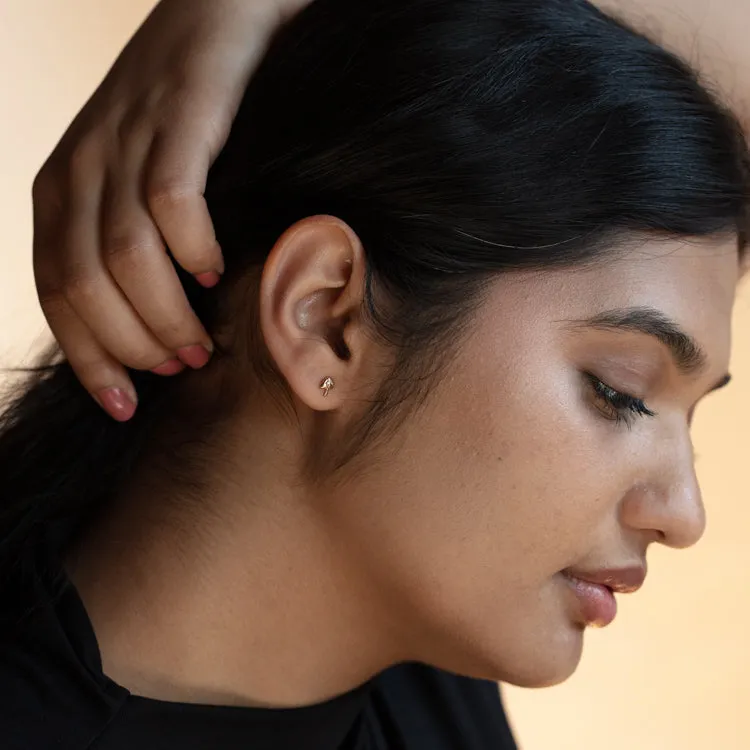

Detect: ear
[259,215,372,411]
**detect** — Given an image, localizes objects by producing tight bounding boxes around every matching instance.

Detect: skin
[23,0,749,719]
[67,218,739,707]
[31,0,750,418]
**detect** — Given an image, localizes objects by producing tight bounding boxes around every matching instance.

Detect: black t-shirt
[0,550,518,749]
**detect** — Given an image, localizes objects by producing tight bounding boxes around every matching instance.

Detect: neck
[65,444,402,708]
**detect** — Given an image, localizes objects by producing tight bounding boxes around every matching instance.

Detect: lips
[569,566,647,594]
[562,565,646,628]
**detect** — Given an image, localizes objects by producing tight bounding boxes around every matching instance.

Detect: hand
[32,0,312,421]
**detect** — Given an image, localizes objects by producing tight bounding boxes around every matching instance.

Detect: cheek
[365,366,609,591]
[424,362,617,580]
[337,350,630,683]
[353,374,614,683]
[411,369,626,679]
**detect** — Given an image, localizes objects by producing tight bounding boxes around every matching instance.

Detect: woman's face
[331,236,740,687]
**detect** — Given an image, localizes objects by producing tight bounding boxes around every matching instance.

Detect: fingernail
[177,344,212,369]
[195,271,221,288]
[151,358,185,376]
[96,387,137,422]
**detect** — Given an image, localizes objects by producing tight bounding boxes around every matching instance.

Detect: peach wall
[2,3,749,747]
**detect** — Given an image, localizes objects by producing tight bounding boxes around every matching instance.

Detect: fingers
[102,132,215,363]
[146,126,225,284]
[39,294,139,422]
[33,120,224,422]
[35,145,180,420]
[60,160,175,371]
[33,165,138,421]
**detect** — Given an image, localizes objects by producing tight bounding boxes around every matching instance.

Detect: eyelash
[586,373,657,428]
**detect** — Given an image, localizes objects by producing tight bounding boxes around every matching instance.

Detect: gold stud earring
[319,376,335,397]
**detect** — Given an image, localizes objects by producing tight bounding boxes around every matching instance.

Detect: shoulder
[0,570,125,750]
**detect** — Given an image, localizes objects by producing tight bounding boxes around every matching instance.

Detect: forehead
[483,236,739,364]
[574,236,735,312]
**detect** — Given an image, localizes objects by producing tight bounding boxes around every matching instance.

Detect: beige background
[2,2,749,747]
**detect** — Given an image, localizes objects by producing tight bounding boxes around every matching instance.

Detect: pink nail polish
[151,359,185,376]
[177,345,212,369]
[195,271,221,288]
[96,388,137,422]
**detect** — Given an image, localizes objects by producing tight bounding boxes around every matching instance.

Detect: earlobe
[259,216,367,411]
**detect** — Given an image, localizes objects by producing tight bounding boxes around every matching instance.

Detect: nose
[620,431,706,549]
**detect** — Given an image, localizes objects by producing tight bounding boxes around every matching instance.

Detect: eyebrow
[569,306,732,391]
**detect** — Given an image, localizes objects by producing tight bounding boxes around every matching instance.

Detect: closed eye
[586,373,657,428]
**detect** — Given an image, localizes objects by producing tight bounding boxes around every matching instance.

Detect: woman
[2,0,749,748]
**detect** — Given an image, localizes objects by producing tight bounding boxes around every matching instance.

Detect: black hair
[1,0,748,589]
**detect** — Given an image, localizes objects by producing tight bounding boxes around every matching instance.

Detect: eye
[586,373,657,428]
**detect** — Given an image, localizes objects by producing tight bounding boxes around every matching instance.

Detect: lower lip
[562,572,617,628]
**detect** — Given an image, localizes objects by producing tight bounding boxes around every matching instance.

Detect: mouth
[561,565,646,628]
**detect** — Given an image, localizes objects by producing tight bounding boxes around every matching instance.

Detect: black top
[1,550,518,750]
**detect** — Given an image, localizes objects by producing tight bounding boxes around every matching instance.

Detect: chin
[502,629,585,688]
[503,661,578,689]
[465,621,586,689]
[425,595,587,687]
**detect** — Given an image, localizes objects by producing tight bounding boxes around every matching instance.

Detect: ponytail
[0,265,210,593]
[0,357,164,585]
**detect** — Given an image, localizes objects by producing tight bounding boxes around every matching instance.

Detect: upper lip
[565,565,647,594]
